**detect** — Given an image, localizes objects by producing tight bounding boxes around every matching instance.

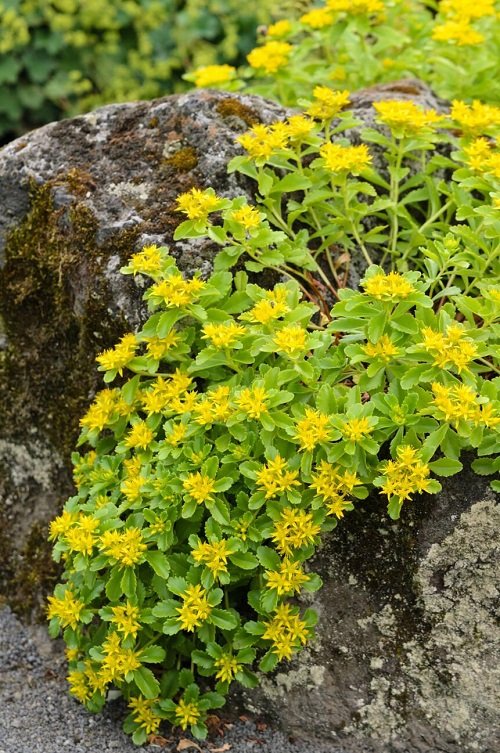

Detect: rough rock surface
[0,83,497,753]
[237,468,499,753]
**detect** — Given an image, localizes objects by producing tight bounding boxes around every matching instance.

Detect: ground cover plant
[48,0,500,745]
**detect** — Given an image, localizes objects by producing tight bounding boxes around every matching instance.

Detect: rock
[1,81,496,753]
[236,467,499,753]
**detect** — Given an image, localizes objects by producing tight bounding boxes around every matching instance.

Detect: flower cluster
[256,455,300,499]
[47,590,85,630]
[262,604,309,660]
[419,323,478,373]
[247,40,292,74]
[374,100,443,135]
[96,333,137,375]
[378,445,432,502]
[176,584,212,631]
[307,86,350,120]
[271,508,321,556]
[362,271,416,300]
[319,142,372,174]
[191,64,235,88]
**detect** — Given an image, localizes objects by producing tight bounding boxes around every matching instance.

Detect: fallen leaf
[209,745,231,753]
[256,722,267,732]
[147,735,172,748]
[238,715,249,722]
[177,739,202,752]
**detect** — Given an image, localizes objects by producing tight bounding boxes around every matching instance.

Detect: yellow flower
[464,138,500,178]
[307,86,350,120]
[100,636,142,680]
[176,584,212,632]
[65,516,98,556]
[440,0,495,20]
[127,245,162,276]
[47,590,85,630]
[432,20,484,45]
[419,324,477,373]
[129,696,161,735]
[175,698,201,730]
[263,603,309,659]
[236,385,269,419]
[202,321,246,348]
[379,445,432,501]
[363,335,399,362]
[191,539,234,577]
[166,423,187,446]
[265,558,310,595]
[256,455,301,499]
[320,142,372,173]
[100,527,147,567]
[120,474,145,502]
[362,271,415,300]
[373,100,444,135]
[111,601,141,639]
[451,100,500,135]
[247,40,292,73]
[267,19,292,37]
[294,407,331,451]
[310,461,360,518]
[237,123,289,160]
[271,508,321,556]
[176,187,223,220]
[96,333,137,374]
[229,204,261,230]
[342,416,373,442]
[300,8,334,28]
[274,324,308,356]
[80,389,119,432]
[67,670,91,702]
[144,331,179,360]
[241,289,290,324]
[327,0,384,15]
[149,273,205,308]
[192,64,235,88]
[214,653,242,683]
[285,115,315,140]
[49,510,78,541]
[183,472,216,503]
[125,421,154,450]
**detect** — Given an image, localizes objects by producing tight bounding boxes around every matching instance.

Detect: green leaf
[259,651,278,673]
[367,311,386,342]
[256,546,281,570]
[210,609,238,630]
[146,551,171,579]
[120,567,137,598]
[270,173,312,193]
[140,645,166,663]
[105,567,122,601]
[207,498,231,526]
[157,310,182,338]
[229,552,259,570]
[387,497,403,520]
[429,458,463,477]
[133,666,160,699]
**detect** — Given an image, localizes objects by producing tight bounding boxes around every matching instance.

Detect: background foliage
[0,0,281,142]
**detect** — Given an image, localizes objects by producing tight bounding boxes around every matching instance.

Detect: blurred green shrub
[0,0,278,142]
